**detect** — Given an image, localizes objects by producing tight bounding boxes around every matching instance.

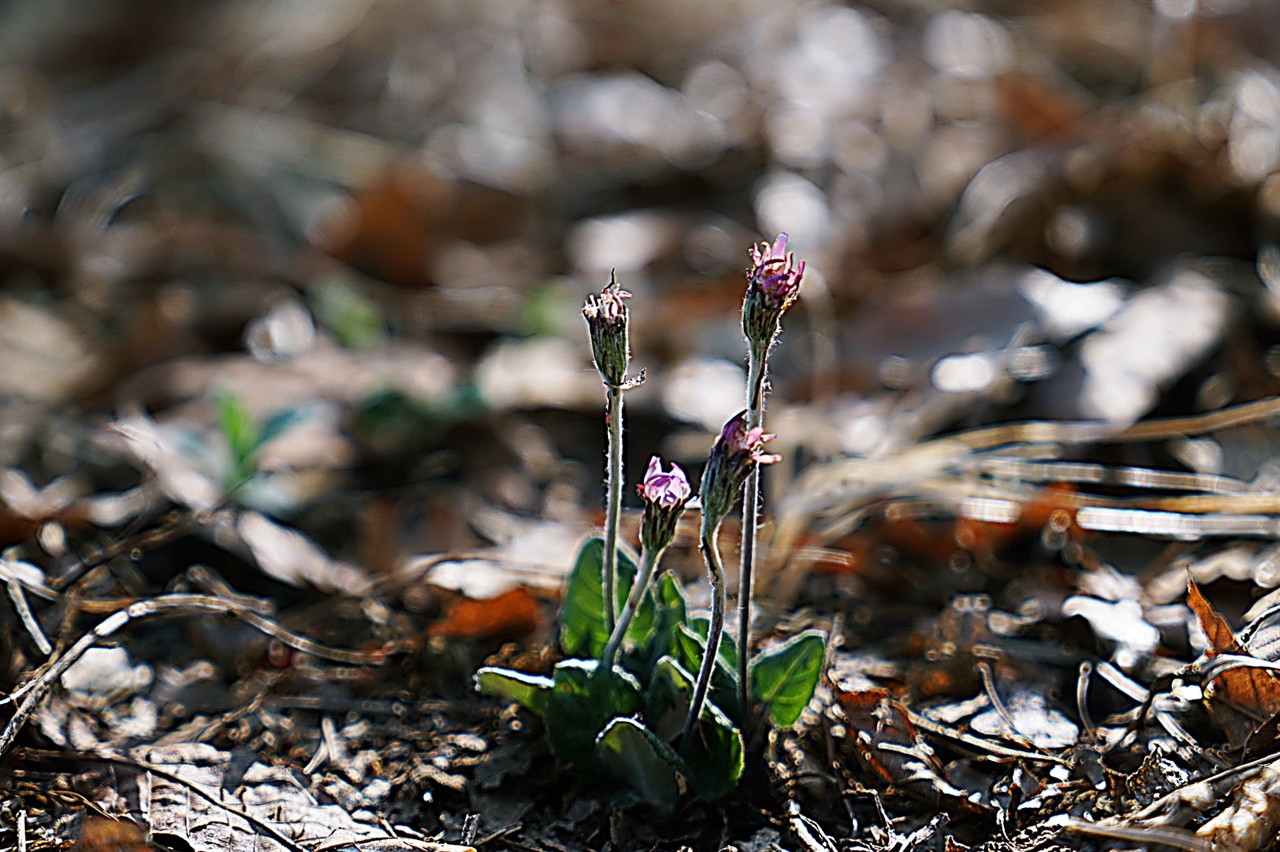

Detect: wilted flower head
[743,233,805,352]
[699,411,780,528]
[583,272,634,387]
[638,456,691,554]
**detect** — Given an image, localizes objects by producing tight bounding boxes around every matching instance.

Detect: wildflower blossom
[637,456,691,555]
[583,273,633,387]
[742,234,804,354]
[698,411,780,529]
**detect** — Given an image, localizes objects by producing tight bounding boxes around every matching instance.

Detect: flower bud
[742,234,804,354]
[637,456,691,555]
[698,411,780,529]
[583,272,633,388]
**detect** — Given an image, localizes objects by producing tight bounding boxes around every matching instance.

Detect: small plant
[582,273,644,634]
[682,411,781,750]
[214,390,303,493]
[601,457,691,671]
[476,245,822,810]
[737,235,805,711]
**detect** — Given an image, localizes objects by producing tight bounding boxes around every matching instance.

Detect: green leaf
[310,275,386,349]
[682,699,744,801]
[215,390,259,483]
[657,571,687,622]
[544,659,643,765]
[671,623,740,720]
[749,630,826,728]
[560,537,649,658]
[641,656,742,801]
[475,666,553,717]
[595,717,683,813]
[643,571,687,666]
[645,655,695,743]
[688,615,738,669]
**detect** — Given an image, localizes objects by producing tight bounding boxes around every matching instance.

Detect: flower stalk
[583,272,643,635]
[683,412,780,750]
[736,235,804,714]
[682,513,727,752]
[603,382,624,633]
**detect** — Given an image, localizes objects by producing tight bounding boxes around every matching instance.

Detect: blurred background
[1,0,1279,589]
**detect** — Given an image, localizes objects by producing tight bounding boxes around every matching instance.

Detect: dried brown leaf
[427,587,542,641]
[1188,579,1280,747]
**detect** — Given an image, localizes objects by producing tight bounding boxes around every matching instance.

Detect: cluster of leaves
[477,537,823,811]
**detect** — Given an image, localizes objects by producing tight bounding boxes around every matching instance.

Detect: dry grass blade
[0,593,389,756]
[769,397,1280,609]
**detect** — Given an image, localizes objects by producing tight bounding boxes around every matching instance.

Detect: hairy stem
[601,546,661,671]
[737,349,767,713]
[603,383,624,635]
[683,518,725,752]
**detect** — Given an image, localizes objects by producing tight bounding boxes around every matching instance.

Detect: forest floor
[3,2,1280,850]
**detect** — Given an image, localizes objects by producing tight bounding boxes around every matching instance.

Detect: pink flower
[743,234,804,351]
[637,456,691,510]
[749,234,805,304]
[637,456,691,554]
[719,415,782,467]
[585,280,631,325]
[700,411,781,527]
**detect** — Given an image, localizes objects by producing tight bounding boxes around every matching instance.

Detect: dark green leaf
[682,699,744,801]
[258,408,306,448]
[749,630,826,728]
[639,571,687,670]
[671,623,740,720]
[688,615,738,669]
[595,717,683,813]
[645,655,695,743]
[475,666,553,717]
[560,537,647,657]
[657,570,687,621]
[545,659,642,765]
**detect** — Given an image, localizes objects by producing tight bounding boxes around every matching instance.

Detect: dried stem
[603,383,624,634]
[683,516,726,751]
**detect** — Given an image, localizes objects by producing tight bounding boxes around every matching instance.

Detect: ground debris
[2,0,1279,850]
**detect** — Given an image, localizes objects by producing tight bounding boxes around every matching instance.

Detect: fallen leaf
[70,817,153,852]
[1188,579,1280,747]
[834,687,982,810]
[428,587,542,640]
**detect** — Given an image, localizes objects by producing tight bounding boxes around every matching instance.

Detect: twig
[976,660,1044,754]
[20,747,310,852]
[1064,819,1209,851]
[5,579,52,656]
[787,799,839,852]
[0,593,388,756]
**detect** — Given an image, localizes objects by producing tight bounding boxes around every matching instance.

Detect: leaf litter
[2,1,1280,851]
